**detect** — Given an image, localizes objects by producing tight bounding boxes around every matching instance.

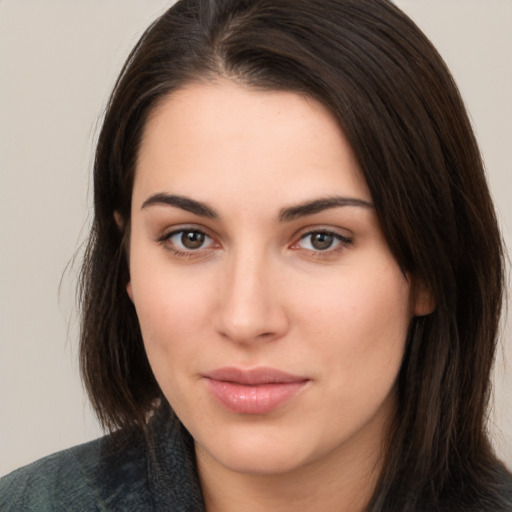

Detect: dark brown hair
[79,0,511,509]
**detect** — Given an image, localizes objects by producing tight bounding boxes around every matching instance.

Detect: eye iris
[311,232,334,250]
[181,231,205,249]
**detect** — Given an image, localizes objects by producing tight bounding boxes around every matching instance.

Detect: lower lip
[204,379,308,414]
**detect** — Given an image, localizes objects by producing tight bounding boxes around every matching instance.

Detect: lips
[203,367,309,414]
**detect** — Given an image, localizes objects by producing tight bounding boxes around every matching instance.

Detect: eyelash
[158,227,217,258]
[157,227,353,259]
[293,229,353,256]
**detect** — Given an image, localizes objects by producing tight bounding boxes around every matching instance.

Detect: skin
[127,80,432,512]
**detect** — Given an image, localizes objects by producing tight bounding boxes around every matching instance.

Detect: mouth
[202,367,310,415]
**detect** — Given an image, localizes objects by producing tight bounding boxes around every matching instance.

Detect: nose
[213,249,289,345]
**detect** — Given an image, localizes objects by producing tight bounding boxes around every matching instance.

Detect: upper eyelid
[300,228,351,238]
[295,231,352,247]
[293,225,353,241]
[158,224,213,240]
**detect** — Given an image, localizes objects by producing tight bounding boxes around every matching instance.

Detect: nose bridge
[214,243,287,344]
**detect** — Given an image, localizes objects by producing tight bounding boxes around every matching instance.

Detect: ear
[114,211,133,302]
[126,281,134,303]
[413,279,436,317]
[114,210,124,230]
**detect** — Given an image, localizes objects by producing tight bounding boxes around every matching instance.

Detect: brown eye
[181,230,205,249]
[310,232,335,250]
[161,228,214,253]
[296,230,352,253]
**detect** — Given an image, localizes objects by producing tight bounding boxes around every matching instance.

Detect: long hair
[79,0,510,509]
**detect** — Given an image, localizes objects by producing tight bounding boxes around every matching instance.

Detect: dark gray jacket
[0,405,205,511]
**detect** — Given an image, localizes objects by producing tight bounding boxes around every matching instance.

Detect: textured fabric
[0,404,206,511]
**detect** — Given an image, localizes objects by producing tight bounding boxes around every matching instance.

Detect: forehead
[133,80,371,209]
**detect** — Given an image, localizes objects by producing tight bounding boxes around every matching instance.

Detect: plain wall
[1,0,511,476]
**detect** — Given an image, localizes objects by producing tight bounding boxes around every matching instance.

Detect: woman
[1,0,511,510]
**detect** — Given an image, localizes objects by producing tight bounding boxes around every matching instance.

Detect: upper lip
[203,367,308,385]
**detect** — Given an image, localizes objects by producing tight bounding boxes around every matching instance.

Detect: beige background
[0,0,510,476]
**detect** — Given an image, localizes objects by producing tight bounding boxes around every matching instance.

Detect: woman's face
[128,80,428,477]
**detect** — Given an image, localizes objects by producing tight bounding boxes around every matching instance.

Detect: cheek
[295,260,411,387]
[131,272,215,416]
[129,259,216,368]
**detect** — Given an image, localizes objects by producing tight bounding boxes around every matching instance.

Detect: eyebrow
[278,196,373,222]
[141,193,373,221]
[141,193,219,219]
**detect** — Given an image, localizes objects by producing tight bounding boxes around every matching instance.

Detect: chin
[193,422,332,477]
[201,442,312,476]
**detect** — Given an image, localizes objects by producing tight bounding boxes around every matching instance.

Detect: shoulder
[0,438,105,511]
[437,462,512,512]
[0,406,205,512]
[466,462,512,512]
[0,428,152,511]
[490,464,512,511]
